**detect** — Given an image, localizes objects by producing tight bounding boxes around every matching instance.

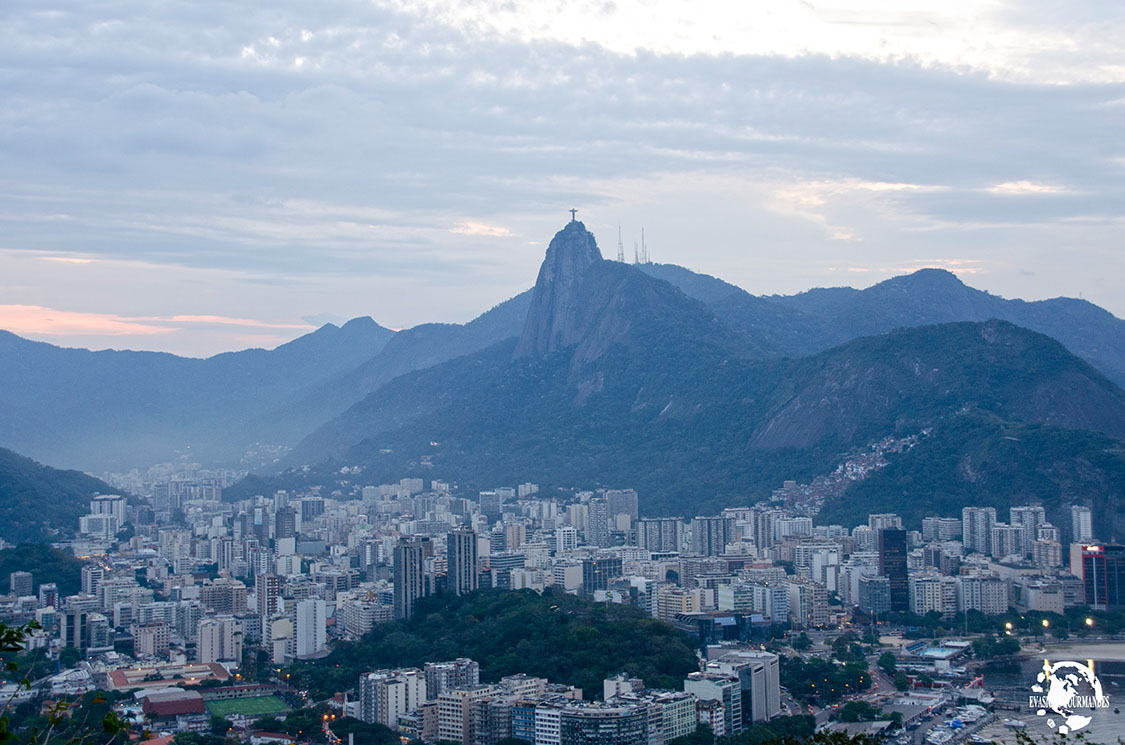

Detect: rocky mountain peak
[533,220,602,289]
[514,221,604,358]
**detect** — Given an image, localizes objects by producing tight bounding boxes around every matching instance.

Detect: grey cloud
[0,0,1122,321]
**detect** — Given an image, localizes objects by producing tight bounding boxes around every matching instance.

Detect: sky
[1,0,1123,357]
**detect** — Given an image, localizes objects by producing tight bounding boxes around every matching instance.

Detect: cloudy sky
[2,0,1122,356]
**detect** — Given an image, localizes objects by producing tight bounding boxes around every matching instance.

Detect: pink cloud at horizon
[0,305,314,340]
[0,304,173,337]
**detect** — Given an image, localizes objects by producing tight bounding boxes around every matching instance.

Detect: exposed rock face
[514,221,603,358]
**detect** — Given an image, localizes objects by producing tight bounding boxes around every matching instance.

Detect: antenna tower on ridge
[617,225,625,263]
[641,228,648,264]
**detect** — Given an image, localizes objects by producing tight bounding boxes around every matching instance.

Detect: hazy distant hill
[640,263,1125,386]
[0,292,537,472]
[0,447,116,542]
[278,223,1125,532]
[2,227,1123,483]
[0,318,395,470]
[254,290,535,446]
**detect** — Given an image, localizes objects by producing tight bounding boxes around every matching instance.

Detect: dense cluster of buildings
[349,649,779,745]
[1,462,1122,742]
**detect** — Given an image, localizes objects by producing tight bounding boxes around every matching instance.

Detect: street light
[1086,617,1094,627]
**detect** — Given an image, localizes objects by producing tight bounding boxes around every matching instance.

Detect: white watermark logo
[1028,660,1110,734]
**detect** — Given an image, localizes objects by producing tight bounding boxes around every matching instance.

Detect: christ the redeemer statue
[569,208,578,222]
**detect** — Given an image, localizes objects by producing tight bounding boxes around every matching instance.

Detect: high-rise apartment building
[294,598,327,658]
[1079,544,1125,611]
[38,583,58,609]
[908,573,958,618]
[786,578,829,628]
[586,499,611,548]
[708,650,781,724]
[1071,506,1094,543]
[132,623,170,657]
[424,658,480,698]
[438,685,497,744]
[8,571,32,597]
[256,573,281,621]
[81,565,105,597]
[90,495,127,525]
[555,526,579,553]
[200,578,247,614]
[394,537,426,619]
[275,507,297,539]
[878,528,909,612]
[197,616,243,663]
[990,523,1024,559]
[605,489,640,521]
[447,528,479,596]
[359,668,427,726]
[300,498,325,522]
[479,491,504,522]
[1010,506,1046,557]
[857,575,891,617]
[61,608,88,650]
[684,673,743,736]
[636,518,683,553]
[559,702,650,745]
[958,574,1008,615]
[488,551,527,591]
[921,517,962,542]
[868,514,903,531]
[962,507,997,555]
[691,516,736,557]
[581,555,623,596]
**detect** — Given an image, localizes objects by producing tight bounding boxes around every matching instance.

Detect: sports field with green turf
[205,695,289,718]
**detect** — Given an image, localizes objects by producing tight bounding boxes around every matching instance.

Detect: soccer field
[205,696,289,718]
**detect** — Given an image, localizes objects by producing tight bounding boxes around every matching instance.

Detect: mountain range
[2,220,1123,534]
[270,223,1125,537]
[639,263,1125,385]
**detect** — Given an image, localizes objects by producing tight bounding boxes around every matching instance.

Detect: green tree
[252,717,285,732]
[286,589,699,700]
[0,622,131,745]
[831,633,865,663]
[837,701,883,723]
[791,632,812,651]
[971,635,1021,659]
[209,716,233,736]
[721,715,815,744]
[893,671,910,691]
[278,705,331,738]
[670,726,714,745]
[59,646,82,668]
[877,652,897,674]
[779,656,870,705]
